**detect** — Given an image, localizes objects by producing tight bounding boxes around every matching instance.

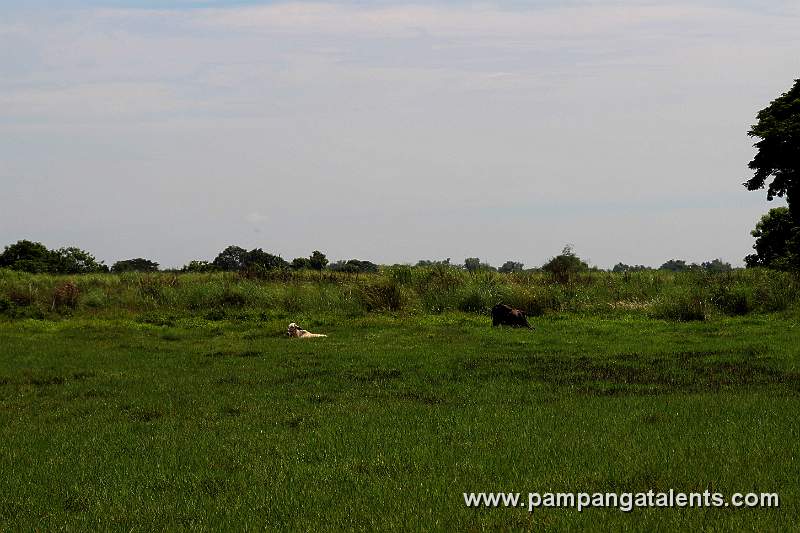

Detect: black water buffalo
[491,304,532,328]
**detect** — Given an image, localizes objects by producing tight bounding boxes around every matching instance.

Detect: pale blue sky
[1,1,797,268]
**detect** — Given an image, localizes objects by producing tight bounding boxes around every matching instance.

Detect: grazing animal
[491,304,533,329]
[287,322,327,338]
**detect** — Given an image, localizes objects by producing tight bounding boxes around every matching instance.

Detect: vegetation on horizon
[1,264,797,325]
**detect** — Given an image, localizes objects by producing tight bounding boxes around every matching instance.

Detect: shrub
[456,272,508,313]
[83,288,107,309]
[711,284,752,316]
[6,285,35,306]
[52,281,80,310]
[650,292,707,321]
[753,281,793,312]
[387,266,414,285]
[359,279,404,312]
[457,290,485,313]
[505,287,559,316]
[218,288,247,308]
[280,285,306,313]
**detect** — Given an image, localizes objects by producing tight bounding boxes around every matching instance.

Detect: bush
[505,287,560,316]
[753,282,793,312]
[650,292,707,321]
[359,279,404,312]
[218,288,248,308]
[387,266,413,285]
[6,285,35,306]
[457,290,485,313]
[51,281,80,310]
[83,288,107,309]
[711,284,752,316]
[456,272,508,313]
[281,285,305,313]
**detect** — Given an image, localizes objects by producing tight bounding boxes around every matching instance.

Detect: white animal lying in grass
[287,322,327,338]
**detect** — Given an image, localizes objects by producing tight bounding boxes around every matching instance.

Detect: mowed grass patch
[0,313,798,530]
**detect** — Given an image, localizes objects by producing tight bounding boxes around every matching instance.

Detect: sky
[0,1,798,269]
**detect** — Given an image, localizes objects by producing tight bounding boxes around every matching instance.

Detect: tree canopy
[111,258,159,273]
[308,251,328,271]
[498,261,524,274]
[542,245,588,282]
[212,246,248,271]
[745,79,800,221]
[328,259,379,273]
[745,207,799,270]
[291,251,329,271]
[612,263,649,273]
[243,249,288,271]
[0,240,107,274]
[464,257,495,272]
[0,240,53,273]
[211,245,288,272]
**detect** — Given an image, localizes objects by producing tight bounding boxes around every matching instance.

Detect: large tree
[745,207,799,270]
[212,245,248,271]
[53,247,107,273]
[243,248,288,271]
[0,240,55,273]
[542,245,588,282]
[111,258,159,273]
[308,250,328,271]
[745,79,800,221]
[498,260,524,274]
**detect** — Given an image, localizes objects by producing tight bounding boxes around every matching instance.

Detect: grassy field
[1,292,799,530]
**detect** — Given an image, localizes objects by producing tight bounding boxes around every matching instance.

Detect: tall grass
[1,267,798,320]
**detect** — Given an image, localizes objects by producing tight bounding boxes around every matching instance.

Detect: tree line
[0,239,738,276]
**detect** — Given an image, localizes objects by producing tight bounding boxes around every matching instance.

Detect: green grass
[1,312,798,530]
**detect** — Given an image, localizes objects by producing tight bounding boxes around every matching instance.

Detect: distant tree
[542,245,589,282]
[211,245,288,272]
[328,259,379,273]
[0,241,108,274]
[701,258,733,273]
[181,260,217,273]
[498,261,524,274]
[659,259,694,272]
[111,258,159,272]
[464,257,480,272]
[0,240,57,273]
[744,79,800,222]
[212,245,248,271]
[745,207,800,270]
[243,248,288,271]
[464,257,495,272]
[416,258,451,267]
[53,247,107,273]
[291,257,311,270]
[309,250,329,271]
[612,263,649,273]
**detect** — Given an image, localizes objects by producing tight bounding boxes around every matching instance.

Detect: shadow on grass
[454,350,800,395]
